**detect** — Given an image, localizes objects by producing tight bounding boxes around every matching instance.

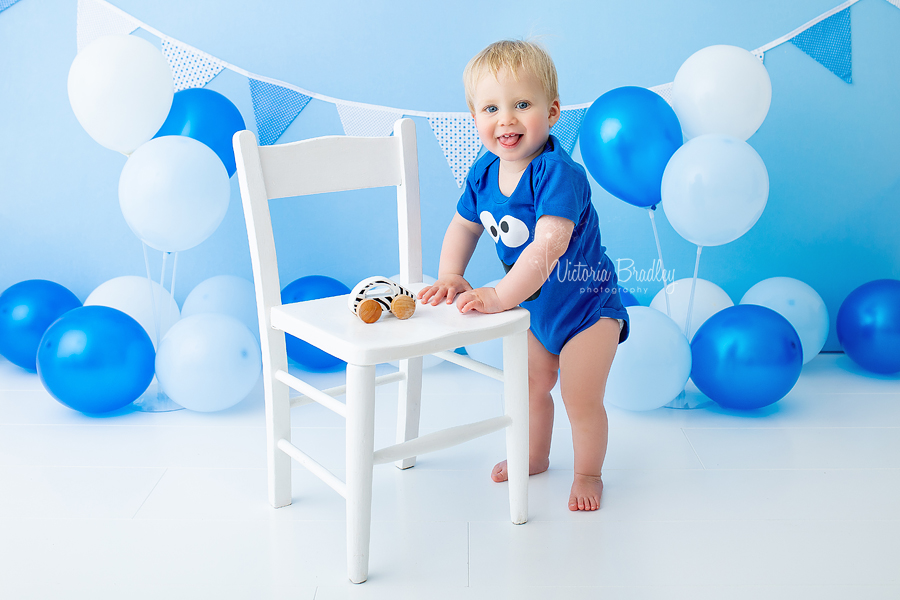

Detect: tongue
[500,134,520,147]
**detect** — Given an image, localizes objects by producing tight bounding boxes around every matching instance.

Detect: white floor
[0,352,899,599]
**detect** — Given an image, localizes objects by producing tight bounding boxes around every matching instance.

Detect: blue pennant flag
[551,108,587,155]
[0,0,23,13]
[249,79,312,145]
[790,8,852,83]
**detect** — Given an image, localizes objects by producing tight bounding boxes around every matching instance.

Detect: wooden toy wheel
[390,295,416,320]
[357,298,383,324]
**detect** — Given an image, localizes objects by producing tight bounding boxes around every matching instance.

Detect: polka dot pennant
[428,115,482,188]
[75,0,139,52]
[0,0,23,14]
[650,82,674,106]
[161,37,225,91]
[249,79,312,146]
[550,108,587,155]
[790,7,852,83]
[336,104,402,137]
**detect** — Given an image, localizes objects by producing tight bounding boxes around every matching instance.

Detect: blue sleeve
[455,166,480,223]
[532,157,587,224]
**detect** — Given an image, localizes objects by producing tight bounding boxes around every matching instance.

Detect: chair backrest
[233,118,423,365]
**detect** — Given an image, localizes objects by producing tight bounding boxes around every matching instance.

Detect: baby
[418,39,630,511]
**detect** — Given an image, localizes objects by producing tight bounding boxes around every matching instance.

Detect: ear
[548,99,561,128]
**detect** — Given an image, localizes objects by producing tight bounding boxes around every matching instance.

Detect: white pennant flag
[887,0,900,9]
[336,104,403,137]
[650,82,674,106]
[161,37,226,91]
[428,114,482,188]
[76,0,140,52]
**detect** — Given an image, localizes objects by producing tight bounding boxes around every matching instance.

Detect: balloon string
[142,242,162,348]
[170,252,178,306]
[648,208,672,318]
[684,245,703,338]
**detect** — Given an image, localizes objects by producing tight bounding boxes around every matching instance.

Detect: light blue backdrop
[1,0,899,351]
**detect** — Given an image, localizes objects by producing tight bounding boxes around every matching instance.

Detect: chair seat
[271,283,530,366]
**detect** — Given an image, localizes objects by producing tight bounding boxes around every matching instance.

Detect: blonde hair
[463,39,559,113]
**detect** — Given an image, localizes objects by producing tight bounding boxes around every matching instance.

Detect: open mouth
[498,133,521,148]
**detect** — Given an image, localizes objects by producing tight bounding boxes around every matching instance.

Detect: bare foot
[491,457,550,482]
[568,473,603,511]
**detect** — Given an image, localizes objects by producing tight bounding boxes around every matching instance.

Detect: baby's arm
[417,213,484,305]
[457,215,574,314]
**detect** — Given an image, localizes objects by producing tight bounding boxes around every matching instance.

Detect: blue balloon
[37,306,156,414]
[617,286,641,307]
[153,88,245,177]
[0,280,82,371]
[281,276,350,371]
[837,279,900,374]
[691,305,803,410]
[580,86,683,208]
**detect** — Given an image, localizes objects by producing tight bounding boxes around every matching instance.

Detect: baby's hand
[417,274,472,306]
[456,287,504,314]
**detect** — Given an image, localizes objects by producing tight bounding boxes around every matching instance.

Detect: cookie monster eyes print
[349,276,416,324]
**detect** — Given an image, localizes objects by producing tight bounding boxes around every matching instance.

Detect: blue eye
[516,101,530,110]
[484,106,497,114]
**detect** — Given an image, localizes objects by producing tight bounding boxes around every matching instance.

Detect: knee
[529,368,558,397]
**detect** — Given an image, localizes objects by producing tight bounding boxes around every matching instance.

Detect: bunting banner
[161,37,225,91]
[0,0,23,14]
[76,0,139,52]
[249,78,312,146]
[650,82,674,106]
[551,107,587,155]
[57,0,898,186]
[336,104,403,138]
[790,8,853,82]
[427,114,482,188]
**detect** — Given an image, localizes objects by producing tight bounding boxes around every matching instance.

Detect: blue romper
[457,135,630,355]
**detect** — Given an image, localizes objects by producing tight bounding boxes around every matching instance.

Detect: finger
[445,286,458,304]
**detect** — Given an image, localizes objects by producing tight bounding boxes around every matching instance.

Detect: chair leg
[266,373,293,508]
[503,330,529,524]
[345,363,377,584]
[394,356,423,469]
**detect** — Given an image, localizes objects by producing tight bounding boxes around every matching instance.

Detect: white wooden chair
[233,118,530,584]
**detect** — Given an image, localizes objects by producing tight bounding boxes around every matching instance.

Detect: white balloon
[182,275,259,341]
[672,45,772,141]
[67,35,173,154]
[661,135,769,247]
[119,136,230,252]
[85,275,180,349]
[741,277,829,364]
[650,278,733,341]
[156,314,261,412]
[605,307,692,412]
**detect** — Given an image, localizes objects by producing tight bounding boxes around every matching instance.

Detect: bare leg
[559,318,620,511]
[492,330,558,482]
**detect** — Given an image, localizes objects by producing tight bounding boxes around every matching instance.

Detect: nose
[498,108,517,126]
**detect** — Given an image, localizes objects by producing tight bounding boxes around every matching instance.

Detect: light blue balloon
[740,277,828,364]
[119,136,230,252]
[156,314,261,412]
[182,275,259,342]
[661,135,768,247]
[604,306,691,411]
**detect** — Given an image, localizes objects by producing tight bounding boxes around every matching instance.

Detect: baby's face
[471,67,560,171]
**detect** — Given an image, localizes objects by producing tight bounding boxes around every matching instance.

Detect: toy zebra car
[348,276,416,324]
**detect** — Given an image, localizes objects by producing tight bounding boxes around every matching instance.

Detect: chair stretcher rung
[283,370,407,411]
[434,350,505,382]
[277,439,347,498]
[372,415,512,465]
[276,370,347,416]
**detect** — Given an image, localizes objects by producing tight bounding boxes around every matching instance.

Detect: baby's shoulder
[532,139,590,188]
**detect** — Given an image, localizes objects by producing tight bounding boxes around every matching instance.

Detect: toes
[491,461,508,483]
